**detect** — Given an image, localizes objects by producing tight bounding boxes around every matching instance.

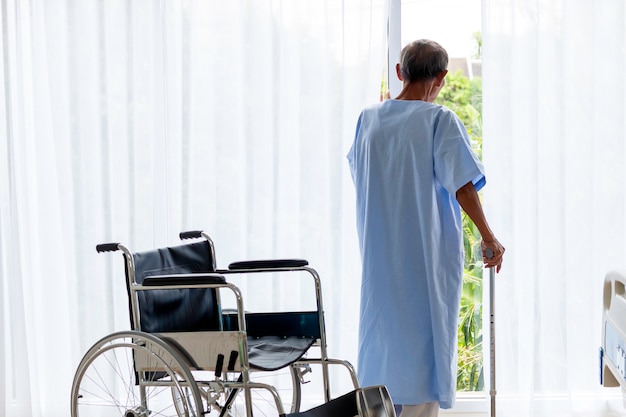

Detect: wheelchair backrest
[126,240,221,333]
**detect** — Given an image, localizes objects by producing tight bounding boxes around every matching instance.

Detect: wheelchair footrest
[285,386,395,417]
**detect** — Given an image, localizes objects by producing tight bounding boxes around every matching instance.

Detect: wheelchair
[70,230,395,417]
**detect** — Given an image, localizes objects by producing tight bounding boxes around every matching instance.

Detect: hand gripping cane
[485,248,497,417]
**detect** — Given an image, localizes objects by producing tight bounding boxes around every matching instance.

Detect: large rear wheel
[71,331,203,417]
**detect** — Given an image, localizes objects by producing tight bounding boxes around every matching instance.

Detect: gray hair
[399,39,448,82]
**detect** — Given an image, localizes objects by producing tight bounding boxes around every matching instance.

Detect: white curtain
[483,0,626,416]
[0,1,386,415]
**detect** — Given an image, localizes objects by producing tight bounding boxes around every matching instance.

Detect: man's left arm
[455,181,505,272]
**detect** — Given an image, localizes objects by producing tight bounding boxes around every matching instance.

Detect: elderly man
[347,39,504,417]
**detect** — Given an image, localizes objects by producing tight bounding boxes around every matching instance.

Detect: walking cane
[486,248,497,417]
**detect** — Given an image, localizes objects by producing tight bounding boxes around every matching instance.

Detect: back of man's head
[399,39,448,83]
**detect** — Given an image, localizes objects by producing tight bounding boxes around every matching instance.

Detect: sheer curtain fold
[0,1,384,416]
[483,0,626,415]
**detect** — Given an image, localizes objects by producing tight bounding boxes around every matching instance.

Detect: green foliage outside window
[436,70,485,392]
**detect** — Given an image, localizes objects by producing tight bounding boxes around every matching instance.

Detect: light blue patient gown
[347,100,485,409]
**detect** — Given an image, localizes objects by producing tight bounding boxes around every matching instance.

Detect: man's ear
[396,63,403,81]
[435,70,448,86]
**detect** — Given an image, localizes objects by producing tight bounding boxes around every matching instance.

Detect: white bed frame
[601,269,626,406]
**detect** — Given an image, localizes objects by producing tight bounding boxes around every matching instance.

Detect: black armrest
[142,273,226,286]
[228,259,309,270]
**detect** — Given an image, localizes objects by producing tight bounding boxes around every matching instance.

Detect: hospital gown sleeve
[432,108,485,194]
[346,112,363,179]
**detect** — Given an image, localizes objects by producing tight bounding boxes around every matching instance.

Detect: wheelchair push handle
[180,230,203,240]
[96,243,121,253]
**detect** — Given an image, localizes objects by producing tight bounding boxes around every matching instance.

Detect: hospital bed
[70,230,395,417]
[601,269,626,406]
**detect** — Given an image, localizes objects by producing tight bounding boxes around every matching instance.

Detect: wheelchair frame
[70,230,373,417]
